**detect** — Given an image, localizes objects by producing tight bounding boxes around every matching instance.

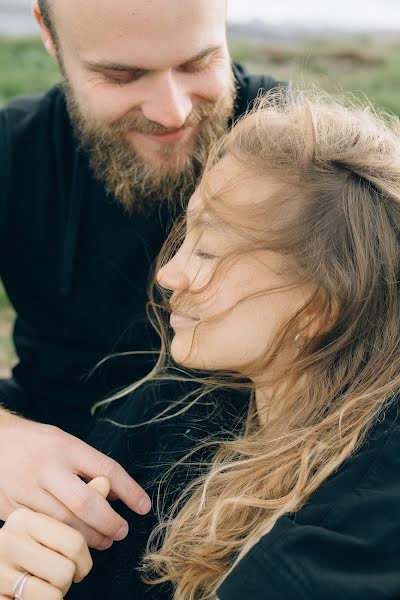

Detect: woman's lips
[170,311,200,328]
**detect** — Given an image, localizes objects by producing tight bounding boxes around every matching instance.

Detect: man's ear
[32,2,58,60]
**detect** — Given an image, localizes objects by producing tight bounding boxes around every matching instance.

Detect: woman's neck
[255,377,303,426]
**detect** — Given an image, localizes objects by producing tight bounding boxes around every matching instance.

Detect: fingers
[43,471,131,541]
[70,440,151,515]
[87,476,111,498]
[31,489,114,551]
[5,508,93,584]
[0,526,76,596]
[0,568,66,600]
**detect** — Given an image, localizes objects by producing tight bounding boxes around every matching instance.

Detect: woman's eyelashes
[194,249,218,260]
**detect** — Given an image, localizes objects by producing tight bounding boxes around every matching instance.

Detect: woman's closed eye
[194,249,218,260]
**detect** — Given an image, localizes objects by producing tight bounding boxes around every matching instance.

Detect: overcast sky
[0,0,399,34]
[227,0,400,29]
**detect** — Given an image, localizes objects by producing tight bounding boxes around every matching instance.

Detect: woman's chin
[170,338,191,367]
[170,338,204,370]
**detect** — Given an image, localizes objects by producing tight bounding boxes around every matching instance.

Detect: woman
[1,89,400,600]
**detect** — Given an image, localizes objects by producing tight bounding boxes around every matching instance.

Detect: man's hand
[0,410,151,550]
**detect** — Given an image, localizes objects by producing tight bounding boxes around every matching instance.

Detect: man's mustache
[109,101,221,136]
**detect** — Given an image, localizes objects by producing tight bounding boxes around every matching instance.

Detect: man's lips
[135,127,190,144]
[170,311,200,328]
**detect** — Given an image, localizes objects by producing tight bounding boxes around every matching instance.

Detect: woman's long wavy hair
[94,89,400,599]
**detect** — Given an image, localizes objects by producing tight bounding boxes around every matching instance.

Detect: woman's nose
[157,255,189,292]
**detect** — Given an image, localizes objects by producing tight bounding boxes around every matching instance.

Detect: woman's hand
[0,477,111,599]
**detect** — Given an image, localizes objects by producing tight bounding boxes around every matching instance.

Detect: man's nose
[141,71,193,130]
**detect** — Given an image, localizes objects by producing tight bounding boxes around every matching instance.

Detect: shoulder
[0,84,68,143]
[0,84,76,215]
[0,84,71,185]
[218,398,400,600]
[233,62,287,119]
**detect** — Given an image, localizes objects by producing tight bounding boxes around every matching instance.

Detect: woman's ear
[299,293,339,343]
[32,2,58,60]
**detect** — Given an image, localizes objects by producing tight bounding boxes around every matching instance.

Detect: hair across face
[157,91,400,385]
[140,91,400,599]
[157,157,312,372]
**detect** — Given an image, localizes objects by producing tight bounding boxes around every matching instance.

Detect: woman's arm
[0,477,110,599]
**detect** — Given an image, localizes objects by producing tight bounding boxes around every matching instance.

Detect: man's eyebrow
[82,44,223,73]
[182,44,223,66]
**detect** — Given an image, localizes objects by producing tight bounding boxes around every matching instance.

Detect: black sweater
[66,383,400,600]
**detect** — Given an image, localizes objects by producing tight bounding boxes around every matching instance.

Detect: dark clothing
[217,402,400,600]
[0,65,281,438]
[66,385,400,599]
[70,382,249,599]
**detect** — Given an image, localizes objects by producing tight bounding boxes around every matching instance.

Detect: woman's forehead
[187,156,285,226]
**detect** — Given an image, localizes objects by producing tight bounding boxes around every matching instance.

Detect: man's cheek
[74,78,131,123]
[191,67,232,104]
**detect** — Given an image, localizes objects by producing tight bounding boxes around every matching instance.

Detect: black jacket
[0,65,282,437]
[67,383,400,599]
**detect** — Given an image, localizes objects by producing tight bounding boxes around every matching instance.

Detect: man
[0,0,282,552]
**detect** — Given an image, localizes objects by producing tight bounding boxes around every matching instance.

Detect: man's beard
[64,76,236,214]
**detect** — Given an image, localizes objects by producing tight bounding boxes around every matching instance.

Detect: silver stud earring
[294,332,306,349]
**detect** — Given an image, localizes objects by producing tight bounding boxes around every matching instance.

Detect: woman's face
[157,157,310,372]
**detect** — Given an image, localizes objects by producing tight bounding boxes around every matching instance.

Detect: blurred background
[0,0,399,375]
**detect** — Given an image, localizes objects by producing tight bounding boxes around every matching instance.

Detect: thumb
[87,476,111,499]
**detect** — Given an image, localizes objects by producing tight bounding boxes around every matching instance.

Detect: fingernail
[114,524,129,541]
[138,496,152,515]
[98,539,113,551]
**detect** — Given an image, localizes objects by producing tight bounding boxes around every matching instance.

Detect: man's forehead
[52,0,227,60]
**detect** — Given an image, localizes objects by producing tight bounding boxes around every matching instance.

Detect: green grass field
[1,33,400,374]
[230,35,400,116]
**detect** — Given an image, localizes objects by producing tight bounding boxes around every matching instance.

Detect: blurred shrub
[230,36,400,116]
[0,36,60,105]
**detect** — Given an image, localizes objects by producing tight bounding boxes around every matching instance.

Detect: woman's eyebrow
[197,216,219,229]
[188,214,226,234]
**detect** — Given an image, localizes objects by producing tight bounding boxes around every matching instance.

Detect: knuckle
[63,560,76,583]
[6,507,31,526]
[0,529,15,553]
[50,506,69,525]
[51,559,75,589]
[69,530,88,558]
[39,423,61,445]
[86,532,103,548]
[80,553,94,579]
[45,424,63,438]
[87,553,94,573]
[69,492,90,516]
[98,456,117,479]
